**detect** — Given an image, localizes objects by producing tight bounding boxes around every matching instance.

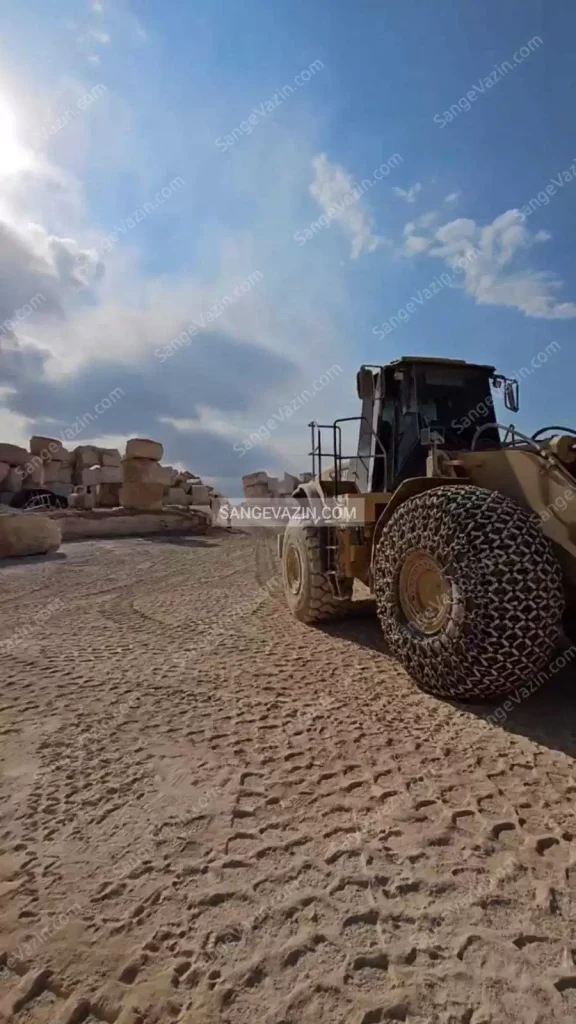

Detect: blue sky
[0,0,573,493]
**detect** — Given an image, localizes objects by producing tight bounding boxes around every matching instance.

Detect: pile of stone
[164,470,212,508]
[72,437,215,512]
[242,470,302,498]
[0,434,218,514]
[120,438,168,510]
[0,443,37,497]
[30,436,74,488]
[68,445,124,509]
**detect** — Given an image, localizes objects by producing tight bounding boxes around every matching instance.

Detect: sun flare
[0,92,33,176]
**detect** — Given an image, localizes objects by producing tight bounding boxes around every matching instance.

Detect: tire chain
[373,485,564,700]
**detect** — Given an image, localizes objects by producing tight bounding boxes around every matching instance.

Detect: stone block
[42,461,64,484]
[242,471,269,486]
[0,514,61,558]
[0,462,9,485]
[99,448,122,468]
[69,491,95,510]
[0,444,29,467]
[120,482,164,509]
[49,483,73,499]
[165,487,191,505]
[280,473,300,494]
[95,482,122,508]
[244,483,270,498]
[189,484,211,505]
[5,469,24,491]
[30,436,68,461]
[100,466,123,484]
[22,464,43,486]
[125,438,163,461]
[81,467,101,488]
[73,445,101,469]
[123,458,167,485]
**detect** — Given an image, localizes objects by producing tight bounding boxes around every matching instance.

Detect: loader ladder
[308,416,388,597]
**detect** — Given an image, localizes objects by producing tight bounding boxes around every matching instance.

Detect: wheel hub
[398,549,451,634]
[285,544,303,596]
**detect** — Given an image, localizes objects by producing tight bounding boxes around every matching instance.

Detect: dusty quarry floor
[1,530,576,1024]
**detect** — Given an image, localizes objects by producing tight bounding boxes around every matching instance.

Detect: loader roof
[387,355,496,374]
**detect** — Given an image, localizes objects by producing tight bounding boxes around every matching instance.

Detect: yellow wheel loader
[279,356,576,701]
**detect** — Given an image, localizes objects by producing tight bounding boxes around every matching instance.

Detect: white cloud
[444,191,461,203]
[0,399,32,449]
[0,217,103,346]
[404,234,433,255]
[92,1,104,12]
[425,210,576,319]
[417,211,437,229]
[309,153,385,259]
[88,29,111,44]
[401,212,438,254]
[88,55,102,65]
[392,183,422,203]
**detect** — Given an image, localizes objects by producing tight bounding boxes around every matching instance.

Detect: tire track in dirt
[0,531,575,1023]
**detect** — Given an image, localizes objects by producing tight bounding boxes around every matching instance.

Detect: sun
[0,92,33,177]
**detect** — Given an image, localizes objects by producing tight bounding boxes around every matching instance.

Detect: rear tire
[373,485,564,700]
[282,524,352,623]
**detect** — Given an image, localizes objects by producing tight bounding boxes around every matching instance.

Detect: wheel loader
[278,355,576,701]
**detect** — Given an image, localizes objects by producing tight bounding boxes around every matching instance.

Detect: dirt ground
[0,529,575,1024]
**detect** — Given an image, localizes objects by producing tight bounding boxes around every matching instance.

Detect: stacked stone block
[120,438,167,510]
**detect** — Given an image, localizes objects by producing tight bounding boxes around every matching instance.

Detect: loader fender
[371,477,468,574]
[291,481,327,502]
[277,481,327,561]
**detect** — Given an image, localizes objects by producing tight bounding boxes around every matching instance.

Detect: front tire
[373,485,564,700]
[282,525,352,623]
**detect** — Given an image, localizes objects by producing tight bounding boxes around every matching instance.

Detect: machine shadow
[143,535,217,548]
[0,551,68,569]
[461,658,576,761]
[319,606,576,760]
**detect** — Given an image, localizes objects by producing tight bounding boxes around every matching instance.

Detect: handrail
[309,416,388,496]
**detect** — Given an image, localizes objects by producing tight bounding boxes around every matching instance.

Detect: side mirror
[492,374,519,413]
[504,379,519,413]
[357,367,375,399]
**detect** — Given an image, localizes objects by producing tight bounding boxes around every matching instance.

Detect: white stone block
[100,466,123,484]
[125,438,163,461]
[5,468,24,491]
[99,448,122,468]
[81,467,101,488]
[42,460,63,484]
[165,487,191,505]
[74,445,101,469]
[120,482,164,509]
[123,458,167,485]
[0,444,29,467]
[30,436,68,461]
[189,484,211,504]
[0,514,61,558]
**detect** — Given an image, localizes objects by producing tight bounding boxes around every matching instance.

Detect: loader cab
[355,357,510,494]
